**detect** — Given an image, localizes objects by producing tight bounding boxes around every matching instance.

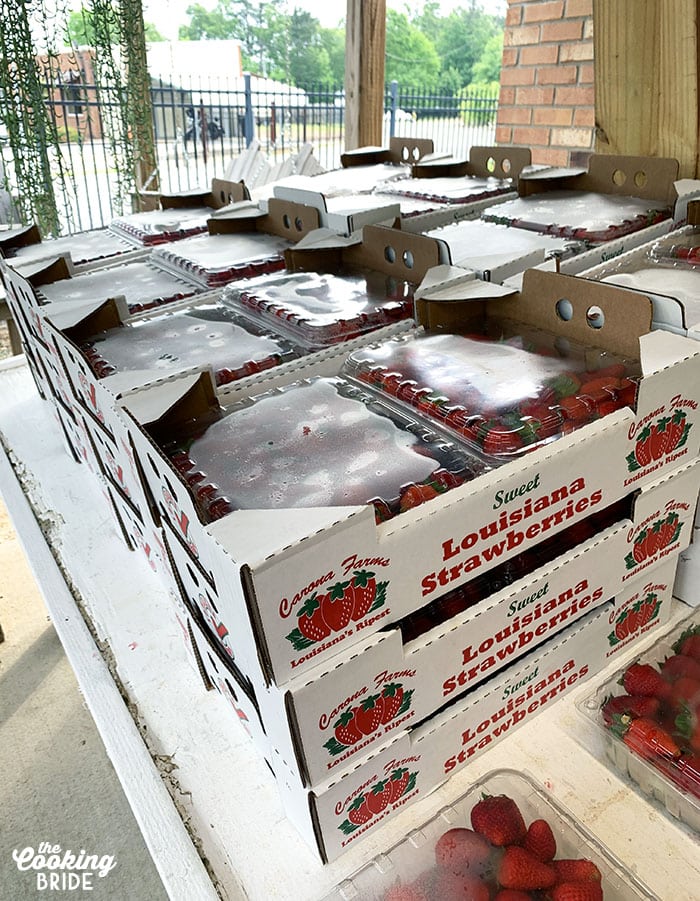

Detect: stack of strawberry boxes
[105,257,700,862]
[0,221,448,669]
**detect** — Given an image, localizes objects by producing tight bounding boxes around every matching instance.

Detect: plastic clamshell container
[342,326,639,463]
[481,190,672,243]
[325,768,656,900]
[36,260,202,314]
[6,228,139,266]
[222,268,416,349]
[578,608,700,834]
[151,231,291,286]
[165,375,488,524]
[79,299,301,386]
[646,225,700,266]
[109,206,214,245]
[374,175,511,205]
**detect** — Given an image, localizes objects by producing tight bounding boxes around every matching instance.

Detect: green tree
[434,7,498,87]
[385,8,439,90]
[66,7,164,45]
[471,31,504,84]
[286,11,332,86]
[319,27,345,85]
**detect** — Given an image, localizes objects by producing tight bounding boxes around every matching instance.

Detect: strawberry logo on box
[338,767,417,835]
[608,591,662,646]
[324,683,414,756]
[624,511,682,570]
[198,591,233,658]
[626,410,691,472]
[162,485,199,557]
[285,569,388,650]
[77,370,105,424]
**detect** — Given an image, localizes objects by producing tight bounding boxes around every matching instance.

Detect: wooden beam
[594,0,700,177]
[344,0,386,150]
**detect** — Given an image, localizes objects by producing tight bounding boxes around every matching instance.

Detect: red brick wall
[497,0,594,167]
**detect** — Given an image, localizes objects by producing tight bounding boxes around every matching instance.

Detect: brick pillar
[497,0,594,167]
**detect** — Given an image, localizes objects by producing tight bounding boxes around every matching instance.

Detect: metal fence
[1,75,499,234]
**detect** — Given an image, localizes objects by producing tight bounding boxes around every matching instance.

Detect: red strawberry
[333,709,363,747]
[494,892,533,901]
[657,512,681,549]
[660,753,700,798]
[676,627,700,661]
[350,570,378,621]
[386,767,411,803]
[353,694,385,736]
[601,694,660,726]
[613,613,632,642]
[669,677,700,711]
[648,417,672,461]
[633,427,653,467]
[552,883,603,901]
[400,482,440,511]
[621,662,669,698]
[627,604,648,634]
[365,780,391,816]
[434,827,492,876]
[471,794,527,846]
[379,683,405,724]
[661,654,700,683]
[296,594,331,643]
[434,869,490,901]
[346,794,372,826]
[664,408,689,452]
[383,883,427,901]
[320,580,353,632]
[524,818,556,862]
[617,716,681,760]
[638,596,659,627]
[631,531,650,564]
[552,859,602,883]
[497,846,556,891]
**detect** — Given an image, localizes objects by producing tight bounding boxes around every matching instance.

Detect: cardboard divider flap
[518,153,680,204]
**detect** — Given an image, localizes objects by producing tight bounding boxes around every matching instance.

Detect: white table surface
[1,355,698,901]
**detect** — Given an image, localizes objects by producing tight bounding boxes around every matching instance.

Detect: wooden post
[121,0,160,206]
[344,0,386,151]
[593,0,700,178]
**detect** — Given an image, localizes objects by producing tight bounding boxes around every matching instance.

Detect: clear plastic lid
[645,226,700,268]
[165,376,487,524]
[482,190,672,243]
[222,268,416,349]
[36,260,202,314]
[151,232,291,286]
[274,165,411,198]
[109,206,214,245]
[601,268,700,312]
[374,175,512,205]
[325,768,655,900]
[7,229,138,265]
[343,327,639,462]
[578,608,700,834]
[423,218,576,267]
[80,300,300,386]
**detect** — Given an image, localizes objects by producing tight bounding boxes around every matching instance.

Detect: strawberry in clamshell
[324,770,651,901]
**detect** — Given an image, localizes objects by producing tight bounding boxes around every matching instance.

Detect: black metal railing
[0,75,499,234]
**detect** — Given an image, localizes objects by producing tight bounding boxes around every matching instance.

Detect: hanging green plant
[0,0,72,236]
[0,0,157,236]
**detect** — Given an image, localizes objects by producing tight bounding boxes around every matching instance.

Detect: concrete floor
[0,497,170,901]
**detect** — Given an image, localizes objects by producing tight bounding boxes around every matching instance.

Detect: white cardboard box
[117,269,700,690]
[163,457,700,790]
